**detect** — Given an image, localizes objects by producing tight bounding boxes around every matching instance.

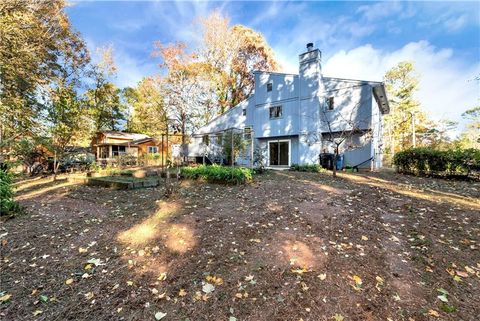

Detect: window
[267,82,273,92]
[244,127,252,140]
[242,108,247,116]
[148,146,158,154]
[269,105,282,119]
[202,135,209,146]
[112,145,126,157]
[326,96,334,110]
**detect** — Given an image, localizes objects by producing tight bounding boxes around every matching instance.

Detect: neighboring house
[91,131,161,163]
[188,43,389,170]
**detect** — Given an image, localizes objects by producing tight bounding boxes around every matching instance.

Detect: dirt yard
[1,170,479,321]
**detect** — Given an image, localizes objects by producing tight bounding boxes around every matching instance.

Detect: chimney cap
[306,43,314,50]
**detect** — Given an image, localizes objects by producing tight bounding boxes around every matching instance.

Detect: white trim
[267,139,291,167]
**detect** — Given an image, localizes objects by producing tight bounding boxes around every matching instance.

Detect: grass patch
[181,165,253,185]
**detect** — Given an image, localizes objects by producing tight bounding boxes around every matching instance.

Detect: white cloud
[321,41,480,134]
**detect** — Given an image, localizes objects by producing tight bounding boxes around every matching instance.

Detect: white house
[188,43,390,170]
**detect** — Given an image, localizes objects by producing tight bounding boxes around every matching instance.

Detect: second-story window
[326,96,334,110]
[242,108,247,116]
[267,82,273,92]
[269,105,282,119]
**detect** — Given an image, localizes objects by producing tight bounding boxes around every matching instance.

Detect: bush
[181,165,253,185]
[290,164,326,173]
[0,170,20,217]
[393,147,480,179]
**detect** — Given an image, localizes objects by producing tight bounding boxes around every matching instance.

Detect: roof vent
[306,43,314,51]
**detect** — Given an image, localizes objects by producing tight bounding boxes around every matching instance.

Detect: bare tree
[319,95,376,177]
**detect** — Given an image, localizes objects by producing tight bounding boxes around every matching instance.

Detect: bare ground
[1,170,479,321]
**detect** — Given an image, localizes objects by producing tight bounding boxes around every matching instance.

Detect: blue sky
[67,1,480,132]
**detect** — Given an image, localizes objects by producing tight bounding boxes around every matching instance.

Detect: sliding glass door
[268,140,290,166]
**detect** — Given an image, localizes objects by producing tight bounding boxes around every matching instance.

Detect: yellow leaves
[300,282,309,292]
[349,275,363,291]
[235,292,249,299]
[375,276,384,292]
[428,309,440,317]
[126,281,134,286]
[206,275,223,285]
[178,289,187,297]
[332,313,344,321]
[78,247,88,253]
[291,267,309,275]
[317,273,327,281]
[361,235,369,241]
[157,272,167,281]
[138,249,145,257]
[193,291,209,302]
[249,238,261,243]
[33,310,43,316]
[464,266,475,274]
[65,278,74,285]
[84,264,93,270]
[0,293,12,302]
[84,292,94,300]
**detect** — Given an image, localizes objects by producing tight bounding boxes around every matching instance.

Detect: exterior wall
[321,78,373,132]
[254,99,299,138]
[254,72,298,105]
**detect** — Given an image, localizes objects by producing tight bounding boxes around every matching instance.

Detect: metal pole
[411,112,416,148]
[231,129,234,168]
[161,134,164,171]
[250,129,254,169]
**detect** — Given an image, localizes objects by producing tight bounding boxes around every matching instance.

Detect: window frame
[326,96,334,111]
[148,146,158,154]
[112,145,126,157]
[269,105,282,119]
[267,82,273,92]
[242,108,247,116]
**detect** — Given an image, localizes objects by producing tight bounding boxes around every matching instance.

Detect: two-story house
[188,43,389,170]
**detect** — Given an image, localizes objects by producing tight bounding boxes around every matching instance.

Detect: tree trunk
[53,150,57,181]
[332,146,338,178]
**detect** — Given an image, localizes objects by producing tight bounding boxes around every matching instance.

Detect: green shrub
[290,164,326,173]
[181,165,253,184]
[0,170,20,217]
[393,147,480,179]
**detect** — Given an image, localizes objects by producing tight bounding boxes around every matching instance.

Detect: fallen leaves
[0,293,11,303]
[375,276,384,292]
[317,273,327,281]
[428,309,440,317]
[65,278,74,285]
[349,275,363,291]
[206,275,223,285]
[84,292,94,300]
[178,288,187,297]
[202,283,215,294]
[333,313,344,321]
[33,310,43,316]
[154,311,167,320]
[291,267,309,275]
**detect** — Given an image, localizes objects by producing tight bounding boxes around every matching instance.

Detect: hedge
[181,165,253,185]
[290,164,327,173]
[393,147,480,179]
[0,170,20,217]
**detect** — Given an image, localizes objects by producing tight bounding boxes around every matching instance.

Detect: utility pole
[231,128,234,168]
[410,111,416,148]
